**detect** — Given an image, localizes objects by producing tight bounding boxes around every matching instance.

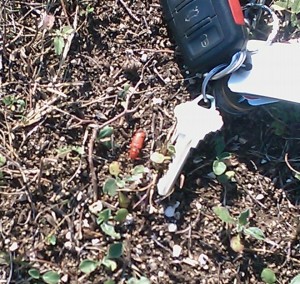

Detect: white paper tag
[228,40,300,105]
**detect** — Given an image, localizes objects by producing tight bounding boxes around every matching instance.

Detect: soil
[1,1,300,284]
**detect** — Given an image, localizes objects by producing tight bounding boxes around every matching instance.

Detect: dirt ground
[1,0,300,283]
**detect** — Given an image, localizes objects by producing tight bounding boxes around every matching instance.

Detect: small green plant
[53,25,73,55]
[28,269,60,284]
[95,207,128,239]
[213,207,265,252]
[261,268,277,284]
[56,145,83,159]
[103,163,149,197]
[0,154,6,167]
[150,152,171,164]
[2,96,26,112]
[273,0,300,28]
[98,126,116,149]
[118,84,131,99]
[79,4,94,16]
[45,234,57,246]
[212,152,236,183]
[79,242,123,274]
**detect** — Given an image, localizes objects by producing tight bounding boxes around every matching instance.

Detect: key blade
[157,95,224,197]
[157,134,192,196]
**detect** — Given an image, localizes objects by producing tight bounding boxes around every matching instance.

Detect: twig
[118,0,140,22]
[88,128,98,202]
[6,252,13,284]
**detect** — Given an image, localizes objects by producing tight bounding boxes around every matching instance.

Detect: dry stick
[60,0,71,26]
[118,0,140,22]
[88,128,98,202]
[6,252,13,284]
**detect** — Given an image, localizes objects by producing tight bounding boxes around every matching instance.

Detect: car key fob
[161,0,248,73]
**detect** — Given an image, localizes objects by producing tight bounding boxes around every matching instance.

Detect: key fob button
[172,0,215,36]
[186,18,223,61]
[161,0,248,73]
[163,0,193,21]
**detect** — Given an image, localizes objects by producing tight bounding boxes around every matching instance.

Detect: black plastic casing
[161,0,248,73]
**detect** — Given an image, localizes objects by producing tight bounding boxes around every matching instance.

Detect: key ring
[201,3,279,103]
[201,51,247,102]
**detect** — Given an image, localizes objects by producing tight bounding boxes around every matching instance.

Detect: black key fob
[161,0,248,73]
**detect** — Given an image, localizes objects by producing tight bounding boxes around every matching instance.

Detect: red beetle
[129,129,146,160]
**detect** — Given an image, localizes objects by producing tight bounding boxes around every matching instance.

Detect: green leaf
[150,152,166,164]
[213,206,236,224]
[261,268,277,284]
[109,162,121,177]
[167,144,176,156]
[291,12,300,27]
[273,1,288,9]
[0,252,9,265]
[291,0,300,14]
[79,259,99,274]
[42,271,60,284]
[244,227,265,240]
[127,277,151,284]
[97,209,111,225]
[108,242,123,259]
[217,152,232,160]
[0,154,6,167]
[54,36,64,55]
[114,208,128,223]
[101,138,114,149]
[100,223,121,239]
[115,177,126,188]
[98,126,114,139]
[71,146,84,155]
[45,234,57,246]
[86,6,94,14]
[103,178,118,197]
[213,160,227,176]
[118,84,130,98]
[28,268,40,279]
[2,95,15,106]
[118,191,130,208]
[295,173,300,180]
[132,165,146,175]
[62,25,73,35]
[238,209,250,227]
[101,257,117,271]
[290,274,300,284]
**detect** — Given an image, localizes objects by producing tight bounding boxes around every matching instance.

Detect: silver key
[157,95,223,196]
